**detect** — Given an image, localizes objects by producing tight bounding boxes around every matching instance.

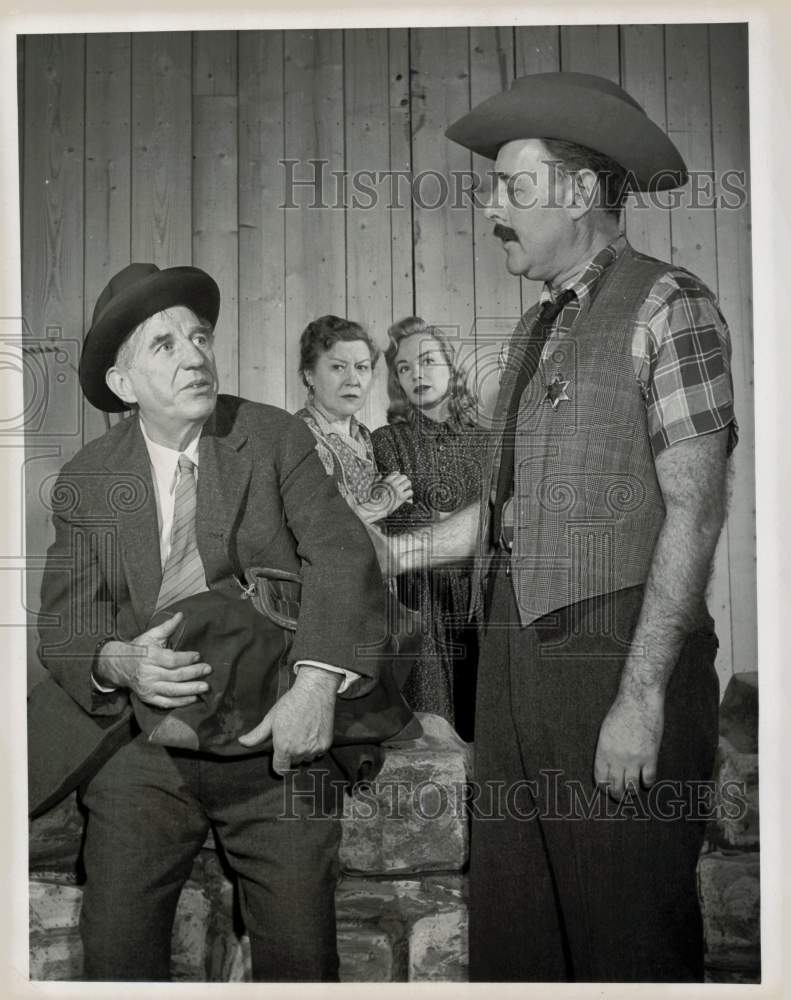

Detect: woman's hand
[382,472,413,510]
[356,472,413,524]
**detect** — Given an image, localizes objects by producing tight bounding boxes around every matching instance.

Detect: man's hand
[594,686,665,800]
[237,665,340,775]
[95,612,212,709]
[594,430,730,802]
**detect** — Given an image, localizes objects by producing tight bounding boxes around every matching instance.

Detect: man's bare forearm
[594,428,730,795]
[619,429,730,697]
[383,503,481,576]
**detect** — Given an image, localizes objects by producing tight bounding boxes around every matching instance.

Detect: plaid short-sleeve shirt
[539,235,738,457]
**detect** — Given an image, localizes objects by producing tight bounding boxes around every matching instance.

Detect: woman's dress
[372,409,485,740]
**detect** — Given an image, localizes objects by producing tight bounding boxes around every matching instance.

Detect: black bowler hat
[445,71,687,191]
[79,263,221,413]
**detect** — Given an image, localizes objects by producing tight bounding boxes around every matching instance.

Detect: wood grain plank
[560,25,620,81]
[469,26,519,322]
[192,32,239,396]
[666,23,731,685]
[22,34,86,658]
[514,27,560,314]
[83,32,132,445]
[193,30,236,96]
[131,32,192,267]
[620,25,672,261]
[467,26,520,426]
[665,24,718,289]
[388,28,414,338]
[238,30,286,408]
[410,27,475,353]
[283,29,346,412]
[345,28,393,432]
[515,25,559,76]
[710,23,755,677]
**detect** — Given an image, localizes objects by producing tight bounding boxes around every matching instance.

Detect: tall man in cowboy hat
[393,72,737,981]
[31,263,391,981]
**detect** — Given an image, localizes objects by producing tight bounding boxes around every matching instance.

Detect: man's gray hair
[542,138,630,219]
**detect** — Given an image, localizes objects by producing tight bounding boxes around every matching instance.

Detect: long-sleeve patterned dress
[371,409,485,741]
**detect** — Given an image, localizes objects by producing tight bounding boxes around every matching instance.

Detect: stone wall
[699,672,761,983]
[30,714,472,982]
[30,681,761,983]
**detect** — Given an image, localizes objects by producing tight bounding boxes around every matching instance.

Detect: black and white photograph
[2,2,786,991]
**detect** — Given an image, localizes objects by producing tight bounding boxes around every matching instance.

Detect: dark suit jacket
[30,395,388,814]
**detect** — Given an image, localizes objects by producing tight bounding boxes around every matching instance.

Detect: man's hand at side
[593,428,729,800]
[237,665,340,775]
[594,684,665,799]
[94,612,212,708]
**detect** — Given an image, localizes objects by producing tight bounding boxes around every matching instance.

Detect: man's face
[107,306,218,443]
[484,138,574,283]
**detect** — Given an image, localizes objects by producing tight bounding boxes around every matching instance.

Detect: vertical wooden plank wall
[283,30,345,411]
[665,25,733,679]
[410,28,475,350]
[345,28,393,429]
[238,31,285,408]
[19,25,755,687]
[21,35,85,679]
[709,23,755,678]
[83,33,131,445]
[193,32,239,396]
[131,33,192,266]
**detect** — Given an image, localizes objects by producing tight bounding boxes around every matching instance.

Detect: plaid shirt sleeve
[633,269,739,457]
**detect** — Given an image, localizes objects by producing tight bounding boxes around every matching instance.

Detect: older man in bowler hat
[394,72,737,981]
[31,263,391,981]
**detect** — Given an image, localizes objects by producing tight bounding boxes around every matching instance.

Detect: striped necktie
[155,454,208,611]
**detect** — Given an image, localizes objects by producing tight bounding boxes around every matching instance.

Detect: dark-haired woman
[295,314,412,522]
[371,317,485,741]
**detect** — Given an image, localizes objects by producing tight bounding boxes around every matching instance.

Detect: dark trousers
[469,572,720,982]
[79,733,345,981]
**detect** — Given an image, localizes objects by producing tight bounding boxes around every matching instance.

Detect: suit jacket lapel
[103,416,162,632]
[197,402,251,584]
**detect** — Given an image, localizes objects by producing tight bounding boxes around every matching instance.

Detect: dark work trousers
[469,568,720,982]
[79,732,346,981]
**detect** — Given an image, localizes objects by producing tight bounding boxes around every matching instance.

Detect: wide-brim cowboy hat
[79,262,220,413]
[445,71,687,191]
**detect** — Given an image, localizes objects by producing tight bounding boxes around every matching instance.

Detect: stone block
[338,926,398,982]
[29,879,83,981]
[340,713,471,874]
[29,850,240,983]
[409,908,468,982]
[29,793,84,875]
[710,737,759,849]
[719,672,758,753]
[176,849,243,982]
[338,873,467,981]
[170,881,212,981]
[698,851,760,975]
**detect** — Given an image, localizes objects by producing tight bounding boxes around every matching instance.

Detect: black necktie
[491,289,575,546]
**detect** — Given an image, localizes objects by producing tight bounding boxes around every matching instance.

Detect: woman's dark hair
[298,315,380,388]
[541,138,630,219]
[384,316,478,427]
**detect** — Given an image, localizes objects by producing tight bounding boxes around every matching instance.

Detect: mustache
[494,224,518,243]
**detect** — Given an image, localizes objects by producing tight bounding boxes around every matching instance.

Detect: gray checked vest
[476,245,672,626]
